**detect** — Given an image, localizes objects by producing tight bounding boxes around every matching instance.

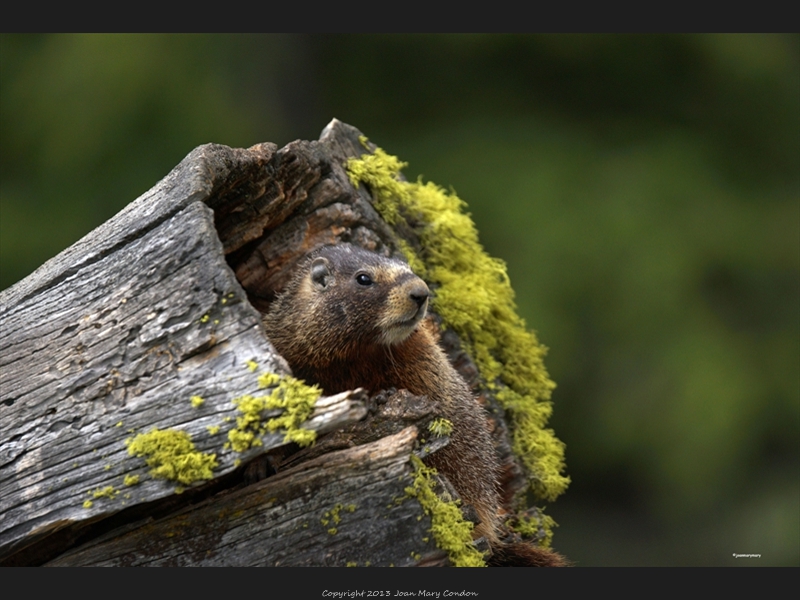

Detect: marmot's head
[264,244,430,367]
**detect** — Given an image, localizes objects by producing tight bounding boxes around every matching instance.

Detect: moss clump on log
[227,372,322,452]
[405,455,486,567]
[347,142,570,515]
[126,429,218,486]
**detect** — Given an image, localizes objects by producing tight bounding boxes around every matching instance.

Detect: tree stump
[0,119,564,567]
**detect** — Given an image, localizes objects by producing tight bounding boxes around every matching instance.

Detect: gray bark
[45,428,447,567]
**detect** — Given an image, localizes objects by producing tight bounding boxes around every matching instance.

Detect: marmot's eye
[355,273,373,286]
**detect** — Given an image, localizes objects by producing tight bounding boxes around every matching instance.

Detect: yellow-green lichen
[126,429,218,485]
[246,360,259,372]
[124,474,140,487]
[404,456,485,567]
[321,503,356,528]
[347,142,569,503]
[428,418,453,437]
[190,395,205,408]
[90,485,118,499]
[227,374,321,452]
[508,510,558,548]
[257,372,281,389]
[206,425,221,435]
[83,500,93,509]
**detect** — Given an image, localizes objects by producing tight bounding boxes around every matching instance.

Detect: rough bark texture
[45,428,447,567]
[0,119,525,566]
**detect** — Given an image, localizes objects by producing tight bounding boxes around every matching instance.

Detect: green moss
[509,510,558,548]
[347,142,569,503]
[404,456,485,567]
[428,418,453,437]
[123,474,140,487]
[227,373,321,452]
[227,395,265,451]
[126,429,218,485]
[322,502,356,529]
[257,372,281,389]
[90,485,118,499]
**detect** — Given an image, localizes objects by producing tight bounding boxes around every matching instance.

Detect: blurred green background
[1,34,798,566]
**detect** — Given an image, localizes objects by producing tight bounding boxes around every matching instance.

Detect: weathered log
[0,120,536,566]
[45,428,447,567]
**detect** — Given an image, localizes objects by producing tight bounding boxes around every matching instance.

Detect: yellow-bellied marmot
[263,244,567,566]
[263,244,501,542]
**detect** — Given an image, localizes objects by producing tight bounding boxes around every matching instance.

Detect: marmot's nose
[409,283,429,309]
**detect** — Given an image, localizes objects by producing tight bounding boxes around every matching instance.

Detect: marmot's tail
[487,542,570,567]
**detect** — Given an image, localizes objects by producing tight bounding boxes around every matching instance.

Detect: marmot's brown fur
[264,244,566,566]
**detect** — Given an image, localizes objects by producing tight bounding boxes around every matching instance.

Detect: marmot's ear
[310,257,331,289]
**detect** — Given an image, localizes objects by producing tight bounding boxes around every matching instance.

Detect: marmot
[264,244,566,565]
